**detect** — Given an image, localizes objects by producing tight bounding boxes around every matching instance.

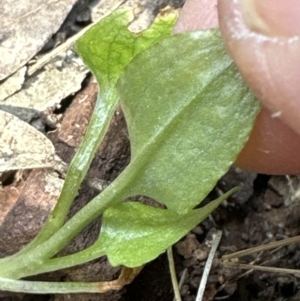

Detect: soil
[2,1,300,301]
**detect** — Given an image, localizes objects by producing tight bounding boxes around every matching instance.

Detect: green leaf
[76,8,178,87]
[118,29,260,213]
[97,188,237,267]
[0,8,179,278]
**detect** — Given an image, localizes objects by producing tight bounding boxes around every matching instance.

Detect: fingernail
[241,0,300,37]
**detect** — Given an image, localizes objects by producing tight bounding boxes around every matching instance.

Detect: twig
[173,268,188,301]
[196,230,223,301]
[222,235,300,262]
[224,262,300,276]
[222,235,300,277]
[168,247,182,301]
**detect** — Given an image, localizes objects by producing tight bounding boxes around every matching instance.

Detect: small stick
[222,235,300,262]
[173,268,188,301]
[224,262,300,277]
[168,247,182,301]
[196,230,222,301]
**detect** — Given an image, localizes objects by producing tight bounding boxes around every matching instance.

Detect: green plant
[0,8,260,293]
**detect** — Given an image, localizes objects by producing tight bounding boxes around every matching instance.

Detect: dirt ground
[2,0,300,301]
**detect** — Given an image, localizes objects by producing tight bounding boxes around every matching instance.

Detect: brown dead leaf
[0,184,23,226]
[90,0,125,21]
[0,169,63,256]
[0,111,55,172]
[1,50,88,112]
[0,67,27,101]
[58,81,98,147]
[27,0,125,76]
[0,0,78,80]
[0,0,162,114]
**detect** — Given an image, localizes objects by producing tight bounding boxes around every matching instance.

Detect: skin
[174,0,300,174]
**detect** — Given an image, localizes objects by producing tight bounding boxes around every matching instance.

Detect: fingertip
[241,0,300,37]
[236,108,300,175]
[218,0,300,137]
[173,0,218,33]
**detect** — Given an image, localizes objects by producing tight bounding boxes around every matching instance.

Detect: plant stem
[0,277,113,294]
[8,88,118,259]
[0,162,134,279]
[24,242,107,276]
[168,246,182,301]
[173,268,187,301]
[0,266,142,294]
